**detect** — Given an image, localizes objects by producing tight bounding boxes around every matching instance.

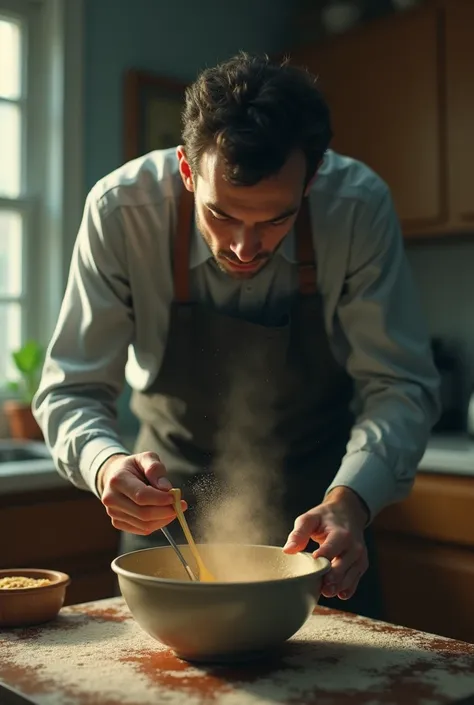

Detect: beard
[195,210,273,280]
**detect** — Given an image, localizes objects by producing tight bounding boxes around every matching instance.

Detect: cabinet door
[446,0,474,226]
[374,473,474,644]
[291,6,444,231]
[375,533,474,644]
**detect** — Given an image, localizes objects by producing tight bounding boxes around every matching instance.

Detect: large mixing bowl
[111,543,330,662]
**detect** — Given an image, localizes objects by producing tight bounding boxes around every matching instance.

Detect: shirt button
[245,285,252,292]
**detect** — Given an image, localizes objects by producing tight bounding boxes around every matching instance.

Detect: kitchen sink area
[0,439,68,494]
[0,440,52,464]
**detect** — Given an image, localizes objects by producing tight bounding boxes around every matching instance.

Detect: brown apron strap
[173,185,194,303]
[173,188,317,301]
[295,196,317,296]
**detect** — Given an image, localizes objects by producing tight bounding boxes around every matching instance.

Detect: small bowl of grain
[0,568,71,628]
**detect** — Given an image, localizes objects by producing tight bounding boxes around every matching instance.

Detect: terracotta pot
[3,400,43,440]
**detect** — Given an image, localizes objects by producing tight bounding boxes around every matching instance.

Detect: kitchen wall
[406,242,474,405]
[83,0,294,192]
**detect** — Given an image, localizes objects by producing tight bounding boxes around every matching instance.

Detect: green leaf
[12,340,43,375]
[7,341,44,403]
[7,381,20,393]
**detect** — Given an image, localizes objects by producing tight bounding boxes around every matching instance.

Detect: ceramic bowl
[0,568,71,627]
[112,543,330,663]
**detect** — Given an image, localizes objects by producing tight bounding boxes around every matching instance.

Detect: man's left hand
[283,487,369,601]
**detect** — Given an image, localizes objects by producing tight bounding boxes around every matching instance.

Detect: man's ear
[304,160,323,197]
[176,146,195,192]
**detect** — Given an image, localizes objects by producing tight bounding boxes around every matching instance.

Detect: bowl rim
[111,543,331,587]
[0,568,71,594]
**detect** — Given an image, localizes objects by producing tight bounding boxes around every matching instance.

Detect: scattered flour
[0,598,473,705]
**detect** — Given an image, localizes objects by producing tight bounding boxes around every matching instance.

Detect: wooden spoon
[169,488,216,582]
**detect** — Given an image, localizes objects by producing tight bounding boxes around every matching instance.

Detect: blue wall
[84,0,293,191]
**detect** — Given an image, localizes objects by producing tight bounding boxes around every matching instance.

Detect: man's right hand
[97,452,187,535]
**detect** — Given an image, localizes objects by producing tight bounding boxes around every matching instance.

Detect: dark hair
[182,52,332,187]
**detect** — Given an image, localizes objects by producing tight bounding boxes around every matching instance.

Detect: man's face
[178,148,309,279]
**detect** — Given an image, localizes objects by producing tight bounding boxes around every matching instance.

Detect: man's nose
[230,228,262,262]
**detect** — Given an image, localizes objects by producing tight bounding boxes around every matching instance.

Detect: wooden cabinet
[374,473,474,644]
[290,0,474,238]
[0,486,120,605]
[446,0,474,227]
[292,6,443,229]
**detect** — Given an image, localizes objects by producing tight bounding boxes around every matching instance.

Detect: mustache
[217,250,271,264]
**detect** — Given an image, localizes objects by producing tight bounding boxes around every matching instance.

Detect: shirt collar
[189,217,297,269]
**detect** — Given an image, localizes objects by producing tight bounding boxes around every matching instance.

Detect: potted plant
[3,340,44,440]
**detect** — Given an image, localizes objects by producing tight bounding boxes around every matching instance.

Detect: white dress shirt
[33,148,440,520]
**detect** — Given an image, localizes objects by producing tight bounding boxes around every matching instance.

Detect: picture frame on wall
[123,69,186,161]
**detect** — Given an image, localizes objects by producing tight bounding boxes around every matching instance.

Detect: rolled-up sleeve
[33,189,133,496]
[325,187,441,520]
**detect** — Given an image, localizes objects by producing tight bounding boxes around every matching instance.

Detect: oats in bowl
[0,576,52,589]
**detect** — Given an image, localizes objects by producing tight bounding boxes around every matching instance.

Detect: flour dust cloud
[196,343,288,548]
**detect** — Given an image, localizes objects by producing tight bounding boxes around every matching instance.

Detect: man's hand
[283,487,369,601]
[97,452,187,535]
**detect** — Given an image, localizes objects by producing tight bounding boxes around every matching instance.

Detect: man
[33,53,440,618]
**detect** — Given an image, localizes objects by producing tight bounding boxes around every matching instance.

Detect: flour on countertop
[1,598,473,705]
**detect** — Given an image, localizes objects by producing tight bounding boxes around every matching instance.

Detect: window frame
[0,0,32,352]
[0,0,84,395]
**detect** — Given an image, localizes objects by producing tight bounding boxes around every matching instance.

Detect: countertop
[1,434,473,496]
[1,597,474,705]
[418,434,474,475]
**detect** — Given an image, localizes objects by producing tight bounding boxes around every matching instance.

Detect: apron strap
[295,196,317,296]
[173,185,194,304]
[173,188,317,302]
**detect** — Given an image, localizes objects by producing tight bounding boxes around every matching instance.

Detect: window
[0,0,84,392]
[0,7,27,382]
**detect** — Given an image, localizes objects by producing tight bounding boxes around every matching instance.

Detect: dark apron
[122,187,383,620]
